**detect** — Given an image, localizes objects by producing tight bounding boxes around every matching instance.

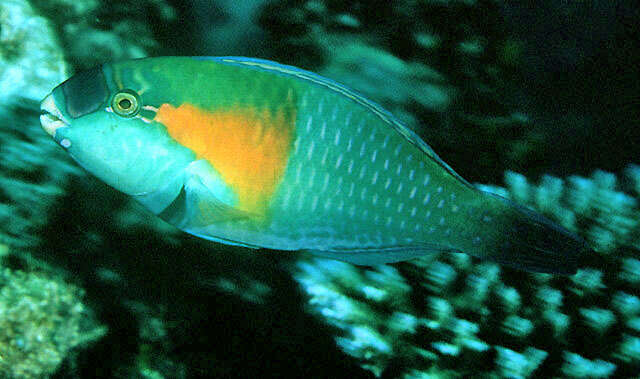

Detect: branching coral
[294,259,414,377]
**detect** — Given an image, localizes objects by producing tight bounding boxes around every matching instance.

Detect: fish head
[39,64,194,196]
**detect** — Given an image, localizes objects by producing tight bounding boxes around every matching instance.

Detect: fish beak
[40,93,69,137]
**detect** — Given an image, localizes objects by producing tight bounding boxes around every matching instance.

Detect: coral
[561,352,616,378]
[294,168,640,377]
[618,257,640,285]
[495,346,547,379]
[294,259,413,377]
[579,307,615,335]
[0,267,106,378]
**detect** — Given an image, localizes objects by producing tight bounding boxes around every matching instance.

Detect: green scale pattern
[262,77,480,259]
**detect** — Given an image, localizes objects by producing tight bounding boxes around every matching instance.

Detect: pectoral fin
[158,160,253,228]
[132,173,184,215]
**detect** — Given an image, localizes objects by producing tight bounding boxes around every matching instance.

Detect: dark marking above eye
[61,66,109,119]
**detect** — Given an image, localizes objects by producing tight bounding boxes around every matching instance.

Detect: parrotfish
[39,57,588,274]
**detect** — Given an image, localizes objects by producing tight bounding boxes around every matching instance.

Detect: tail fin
[471,192,589,275]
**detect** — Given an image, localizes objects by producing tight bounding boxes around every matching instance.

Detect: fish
[39,56,588,274]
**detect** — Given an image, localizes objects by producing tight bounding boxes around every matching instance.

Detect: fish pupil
[119,99,132,110]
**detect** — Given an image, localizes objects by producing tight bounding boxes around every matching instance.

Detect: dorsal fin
[195,56,474,189]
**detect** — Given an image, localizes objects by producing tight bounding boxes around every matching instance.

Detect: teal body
[40,57,588,274]
[216,66,482,262]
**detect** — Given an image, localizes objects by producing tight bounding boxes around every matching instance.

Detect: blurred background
[1,0,639,377]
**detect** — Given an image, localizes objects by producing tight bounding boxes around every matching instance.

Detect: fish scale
[267,81,474,255]
[39,56,589,273]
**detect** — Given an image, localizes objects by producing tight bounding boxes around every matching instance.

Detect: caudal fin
[476,193,589,275]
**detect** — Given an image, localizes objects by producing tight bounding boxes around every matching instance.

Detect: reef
[0,266,106,378]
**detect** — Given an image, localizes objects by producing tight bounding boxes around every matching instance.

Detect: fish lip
[39,93,69,137]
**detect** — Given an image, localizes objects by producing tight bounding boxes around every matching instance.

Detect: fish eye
[111,90,141,117]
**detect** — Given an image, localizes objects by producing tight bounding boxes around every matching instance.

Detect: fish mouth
[40,93,69,137]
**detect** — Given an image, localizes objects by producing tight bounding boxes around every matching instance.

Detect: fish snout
[40,93,69,137]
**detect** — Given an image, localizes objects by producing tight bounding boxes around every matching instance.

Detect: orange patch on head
[154,101,296,214]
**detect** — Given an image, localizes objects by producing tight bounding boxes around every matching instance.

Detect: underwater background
[1,0,639,377]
